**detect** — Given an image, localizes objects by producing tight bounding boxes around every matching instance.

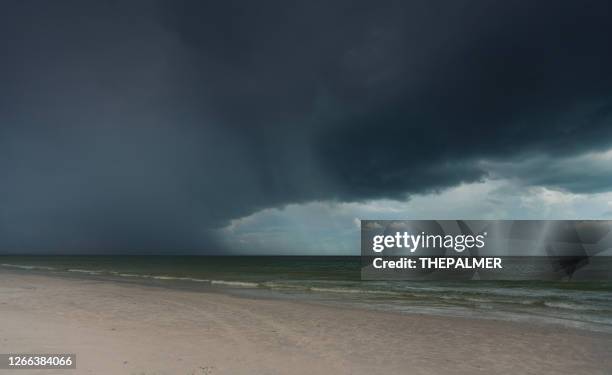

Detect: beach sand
[0,271,610,375]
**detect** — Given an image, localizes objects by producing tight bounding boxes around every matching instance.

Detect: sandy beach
[0,271,610,375]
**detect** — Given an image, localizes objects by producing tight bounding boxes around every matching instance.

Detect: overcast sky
[1,0,612,254]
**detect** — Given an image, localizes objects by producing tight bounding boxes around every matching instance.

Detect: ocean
[1,256,611,333]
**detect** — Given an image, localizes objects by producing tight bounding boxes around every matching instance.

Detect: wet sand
[1,271,610,374]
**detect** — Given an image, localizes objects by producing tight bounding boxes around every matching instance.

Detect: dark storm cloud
[483,151,612,194]
[1,0,611,252]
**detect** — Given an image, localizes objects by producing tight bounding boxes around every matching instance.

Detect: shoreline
[2,264,611,335]
[1,270,611,374]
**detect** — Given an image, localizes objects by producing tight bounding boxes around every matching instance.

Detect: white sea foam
[544,301,603,311]
[151,275,176,280]
[151,275,210,282]
[183,278,210,283]
[68,269,103,275]
[261,282,307,290]
[210,280,259,288]
[1,263,56,271]
[309,286,400,296]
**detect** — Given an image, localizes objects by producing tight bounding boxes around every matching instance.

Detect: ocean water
[1,256,611,333]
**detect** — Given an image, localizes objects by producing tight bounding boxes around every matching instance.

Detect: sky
[1,0,612,254]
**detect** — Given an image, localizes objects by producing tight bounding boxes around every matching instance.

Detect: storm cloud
[1,0,611,252]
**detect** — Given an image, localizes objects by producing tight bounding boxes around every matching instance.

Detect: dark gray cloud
[483,150,612,194]
[1,0,611,252]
